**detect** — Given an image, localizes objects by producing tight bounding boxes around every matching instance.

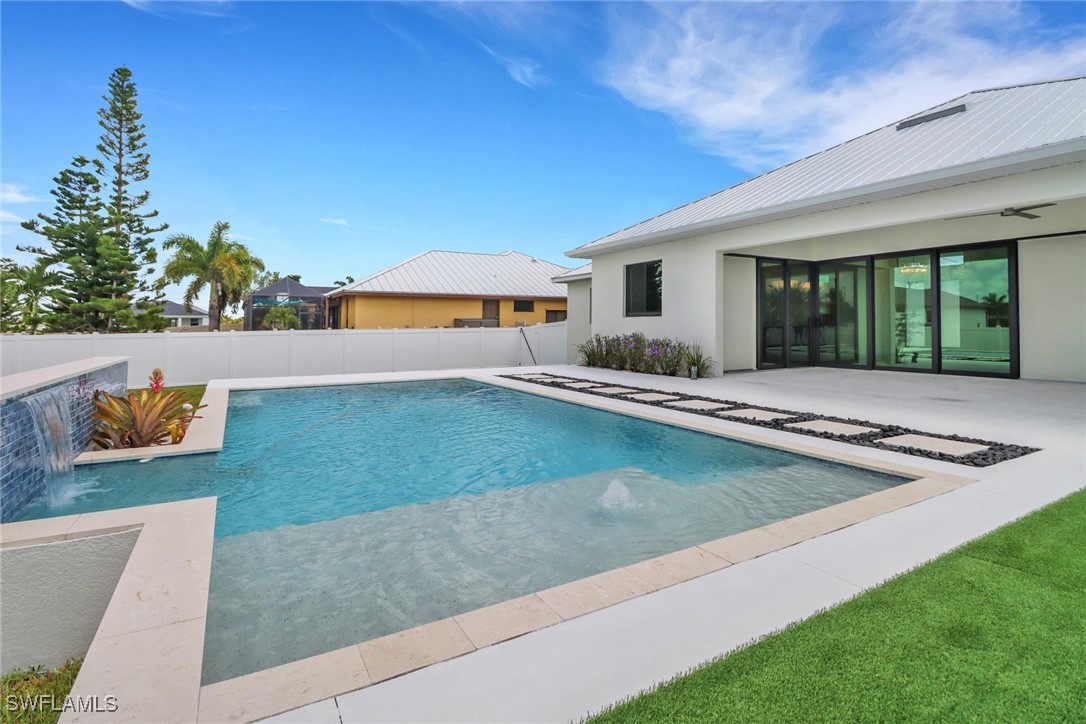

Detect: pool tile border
[500,373,1039,467]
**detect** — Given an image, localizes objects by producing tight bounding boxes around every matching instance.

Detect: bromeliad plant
[92,369,206,449]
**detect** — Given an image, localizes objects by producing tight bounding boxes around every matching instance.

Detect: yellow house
[326,250,571,329]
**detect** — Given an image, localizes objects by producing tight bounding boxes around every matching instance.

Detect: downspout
[519,326,538,365]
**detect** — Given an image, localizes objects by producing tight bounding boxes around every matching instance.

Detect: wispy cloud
[319,218,349,227]
[123,0,233,19]
[601,2,1086,171]
[1,210,26,223]
[1,183,40,204]
[481,44,546,89]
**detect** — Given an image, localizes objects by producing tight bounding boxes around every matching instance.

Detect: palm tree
[160,221,265,331]
[9,258,62,334]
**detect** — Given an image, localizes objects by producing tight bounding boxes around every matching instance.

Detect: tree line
[3,67,267,334]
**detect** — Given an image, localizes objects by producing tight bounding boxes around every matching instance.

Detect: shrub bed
[577,333,714,377]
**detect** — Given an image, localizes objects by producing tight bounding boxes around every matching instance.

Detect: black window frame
[625,260,663,317]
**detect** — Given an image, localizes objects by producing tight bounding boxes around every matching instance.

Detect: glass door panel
[874,254,933,369]
[759,261,785,367]
[788,265,812,367]
[817,260,868,366]
[939,245,1011,375]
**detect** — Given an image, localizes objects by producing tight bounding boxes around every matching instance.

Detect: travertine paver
[716,408,797,422]
[664,399,732,411]
[623,392,682,402]
[784,419,880,436]
[536,569,654,620]
[357,618,475,684]
[698,527,789,563]
[592,387,639,394]
[877,434,988,456]
[454,595,562,649]
[563,382,603,389]
[625,547,731,590]
[198,645,370,724]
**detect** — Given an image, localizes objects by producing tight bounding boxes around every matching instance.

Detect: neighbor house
[565,77,1086,382]
[162,301,209,327]
[325,250,571,329]
[244,278,336,330]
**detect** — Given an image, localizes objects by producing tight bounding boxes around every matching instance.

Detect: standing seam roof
[571,77,1086,254]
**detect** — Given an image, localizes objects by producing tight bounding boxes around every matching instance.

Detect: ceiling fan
[946,203,1057,221]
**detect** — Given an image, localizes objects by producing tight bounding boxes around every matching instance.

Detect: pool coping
[5,368,981,723]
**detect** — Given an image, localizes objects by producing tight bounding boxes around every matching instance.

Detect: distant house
[162,301,209,328]
[325,250,572,329]
[244,278,336,330]
[565,77,1086,382]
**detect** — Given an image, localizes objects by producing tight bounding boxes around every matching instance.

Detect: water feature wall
[0,359,127,521]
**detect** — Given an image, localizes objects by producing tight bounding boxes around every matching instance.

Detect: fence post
[341,327,348,374]
[288,329,294,376]
[392,329,398,372]
[228,331,236,379]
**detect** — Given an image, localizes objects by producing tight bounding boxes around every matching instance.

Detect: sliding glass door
[874,254,934,370]
[758,260,812,368]
[938,245,1013,376]
[817,259,869,366]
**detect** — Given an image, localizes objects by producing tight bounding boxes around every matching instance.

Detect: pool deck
[2,365,1083,722]
[259,365,1085,723]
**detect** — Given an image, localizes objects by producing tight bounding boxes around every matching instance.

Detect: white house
[564,77,1086,382]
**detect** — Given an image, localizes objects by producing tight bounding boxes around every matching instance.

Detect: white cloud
[601,2,1086,172]
[1,209,25,223]
[1,183,40,204]
[319,218,349,227]
[481,44,546,89]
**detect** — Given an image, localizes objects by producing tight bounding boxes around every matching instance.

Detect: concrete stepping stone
[716,408,797,422]
[593,387,638,394]
[664,399,732,411]
[784,419,880,436]
[623,392,682,402]
[563,382,603,389]
[876,434,988,456]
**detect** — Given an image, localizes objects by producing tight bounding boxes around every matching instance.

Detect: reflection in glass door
[758,260,812,368]
[939,245,1012,375]
[817,260,868,366]
[874,254,934,369]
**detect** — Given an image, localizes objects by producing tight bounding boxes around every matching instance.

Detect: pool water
[17,379,909,683]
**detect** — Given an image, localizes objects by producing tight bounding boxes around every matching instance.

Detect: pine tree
[19,156,138,331]
[94,66,168,330]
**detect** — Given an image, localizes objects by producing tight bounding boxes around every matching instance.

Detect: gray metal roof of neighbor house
[569,77,1086,258]
[328,250,572,299]
[162,301,208,316]
[552,263,592,283]
[251,278,329,298]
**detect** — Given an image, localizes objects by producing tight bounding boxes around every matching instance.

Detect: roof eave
[566,138,1086,258]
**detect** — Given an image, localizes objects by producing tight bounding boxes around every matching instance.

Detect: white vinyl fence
[0,323,568,387]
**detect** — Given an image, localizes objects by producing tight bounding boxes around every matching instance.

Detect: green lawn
[127,384,207,407]
[591,489,1086,723]
[1,660,81,724]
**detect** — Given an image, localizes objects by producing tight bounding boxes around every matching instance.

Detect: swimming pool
[17,379,909,683]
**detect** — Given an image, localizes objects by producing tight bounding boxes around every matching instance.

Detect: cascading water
[22,387,76,507]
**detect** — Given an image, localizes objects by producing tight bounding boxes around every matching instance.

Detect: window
[625,260,662,316]
[546,310,567,323]
[513,300,534,312]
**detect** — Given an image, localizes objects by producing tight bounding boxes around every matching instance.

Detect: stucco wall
[0,530,139,673]
[563,279,592,363]
[581,163,1084,381]
[1019,234,1086,382]
[339,296,567,329]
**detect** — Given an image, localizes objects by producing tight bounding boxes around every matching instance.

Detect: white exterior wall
[563,279,592,364]
[0,324,568,387]
[1019,234,1086,382]
[580,163,1085,381]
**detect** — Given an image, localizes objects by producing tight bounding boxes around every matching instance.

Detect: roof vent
[896,103,967,130]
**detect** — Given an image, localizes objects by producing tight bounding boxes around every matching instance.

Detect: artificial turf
[590,489,1086,723]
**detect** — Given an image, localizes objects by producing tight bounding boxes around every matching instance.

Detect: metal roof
[552,263,592,283]
[162,301,208,316]
[570,77,1086,257]
[252,278,329,298]
[329,250,572,299]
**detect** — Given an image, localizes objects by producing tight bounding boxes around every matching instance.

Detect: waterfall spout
[22,387,76,507]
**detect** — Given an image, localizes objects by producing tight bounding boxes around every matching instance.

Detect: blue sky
[2,1,1083,308]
